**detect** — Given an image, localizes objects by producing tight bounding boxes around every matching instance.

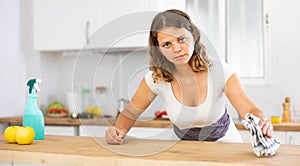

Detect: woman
[105,9,273,144]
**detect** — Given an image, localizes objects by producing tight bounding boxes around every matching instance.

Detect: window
[187,0,270,85]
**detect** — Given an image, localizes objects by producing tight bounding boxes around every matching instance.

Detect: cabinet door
[238,130,251,143]
[79,126,179,140]
[34,0,92,51]
[89,0,156,49]
[34,0,187,51]
[88,0,186,49]
[92,0,186,29]
[286,131,300,145]
[80,125,109,137]
[127,127,179,140]
[45,126,76,136]
[273,131,286,144]
[239,130,286,144]
[156,0,186,12]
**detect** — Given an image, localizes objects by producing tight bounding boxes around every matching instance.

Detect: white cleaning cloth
[242,113,280,157]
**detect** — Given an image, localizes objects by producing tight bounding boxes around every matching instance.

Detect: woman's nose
[172,43,182,53]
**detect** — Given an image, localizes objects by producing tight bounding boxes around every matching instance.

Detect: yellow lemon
[85,106,94,114]
[16,126,35,145]
[4,126,20,143]
[271,116,281,124]
[93,107,102,117]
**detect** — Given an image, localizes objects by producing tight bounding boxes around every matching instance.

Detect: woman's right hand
[105,126,126,145]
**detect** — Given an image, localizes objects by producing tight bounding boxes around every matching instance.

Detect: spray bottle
[23,78,44,140]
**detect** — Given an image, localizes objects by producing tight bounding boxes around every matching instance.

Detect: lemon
[4,126,20,143]
[15,126,35,145]
[93,107,102,117]
[271,116,281,124]
[85,106,94,114]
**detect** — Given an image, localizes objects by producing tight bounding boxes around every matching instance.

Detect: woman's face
[156,27,195,66]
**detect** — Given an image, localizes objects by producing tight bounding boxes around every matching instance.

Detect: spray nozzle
[27,78,42,94]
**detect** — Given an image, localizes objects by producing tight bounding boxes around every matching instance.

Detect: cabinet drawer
[286,131,300,145]
[238,130,286,144]
[45,126,76,136]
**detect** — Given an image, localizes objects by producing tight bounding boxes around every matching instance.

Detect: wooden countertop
[0,135,299,165]
[1,116,300,131]
[234,122,300,131]
[0,116,172,128]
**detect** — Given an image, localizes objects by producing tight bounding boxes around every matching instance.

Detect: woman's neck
[173,64,194,78]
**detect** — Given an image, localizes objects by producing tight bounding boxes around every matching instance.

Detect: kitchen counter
[0,134,299,166]
[0,116,172,128]
[234,122,300,131]
[1,116,300,131]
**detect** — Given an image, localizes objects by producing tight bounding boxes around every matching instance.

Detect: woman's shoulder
[144,70,153,82]
[144,70,155,87]
[144,70,169,88]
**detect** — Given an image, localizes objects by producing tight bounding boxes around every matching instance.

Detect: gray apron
[173,110,230,141]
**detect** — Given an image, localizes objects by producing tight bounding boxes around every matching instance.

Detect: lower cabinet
[286,131,300,145]
[238,130,300,145]
[126,127,179,140]
[79,125,108,137]
[79,125,179,140]
[45,126,76,136]
[44,125,300,145]
[273,131,286,144]
[238,130,252,143]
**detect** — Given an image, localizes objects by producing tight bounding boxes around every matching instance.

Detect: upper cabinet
[34,0,186,51]
[34,0,92,51]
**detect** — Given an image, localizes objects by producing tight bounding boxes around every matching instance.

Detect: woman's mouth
[174,54,187,59]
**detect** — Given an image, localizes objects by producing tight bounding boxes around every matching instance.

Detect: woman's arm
[105,78,157,144]
[224,74,273,137]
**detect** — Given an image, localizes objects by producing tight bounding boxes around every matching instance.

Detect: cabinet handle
[85,21,90,44]
[289,136,294,144]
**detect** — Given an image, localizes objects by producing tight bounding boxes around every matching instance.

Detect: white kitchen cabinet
[88,0,156,50]
[34,0,186,51]
[91,0,186,50]
[79,125,109,137]
[34,0,93,51]
[239,130,286,144]
[286,131,300,145]
[238,130,251,143]
[80,125,178,140]
[45,126,76,136]
[273,131,286,144]
[0,161,11,166]
[126,127,179,140]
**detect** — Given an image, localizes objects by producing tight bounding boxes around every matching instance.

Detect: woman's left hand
[259,117,274,138]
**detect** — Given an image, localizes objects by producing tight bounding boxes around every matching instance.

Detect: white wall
[41,51,160,119]
[0,0,27,117]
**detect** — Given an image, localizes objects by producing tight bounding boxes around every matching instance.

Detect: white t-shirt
[145,61,234,129]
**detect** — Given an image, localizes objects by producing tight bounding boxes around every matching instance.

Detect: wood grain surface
[0,135,299,166]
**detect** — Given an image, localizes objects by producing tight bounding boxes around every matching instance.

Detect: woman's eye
[162,42,170,48]
[179,37,186,43]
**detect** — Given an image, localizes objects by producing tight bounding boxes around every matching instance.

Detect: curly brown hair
[149,9,211,83]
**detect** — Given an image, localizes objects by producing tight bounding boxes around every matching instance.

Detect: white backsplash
[38,50,163,119]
